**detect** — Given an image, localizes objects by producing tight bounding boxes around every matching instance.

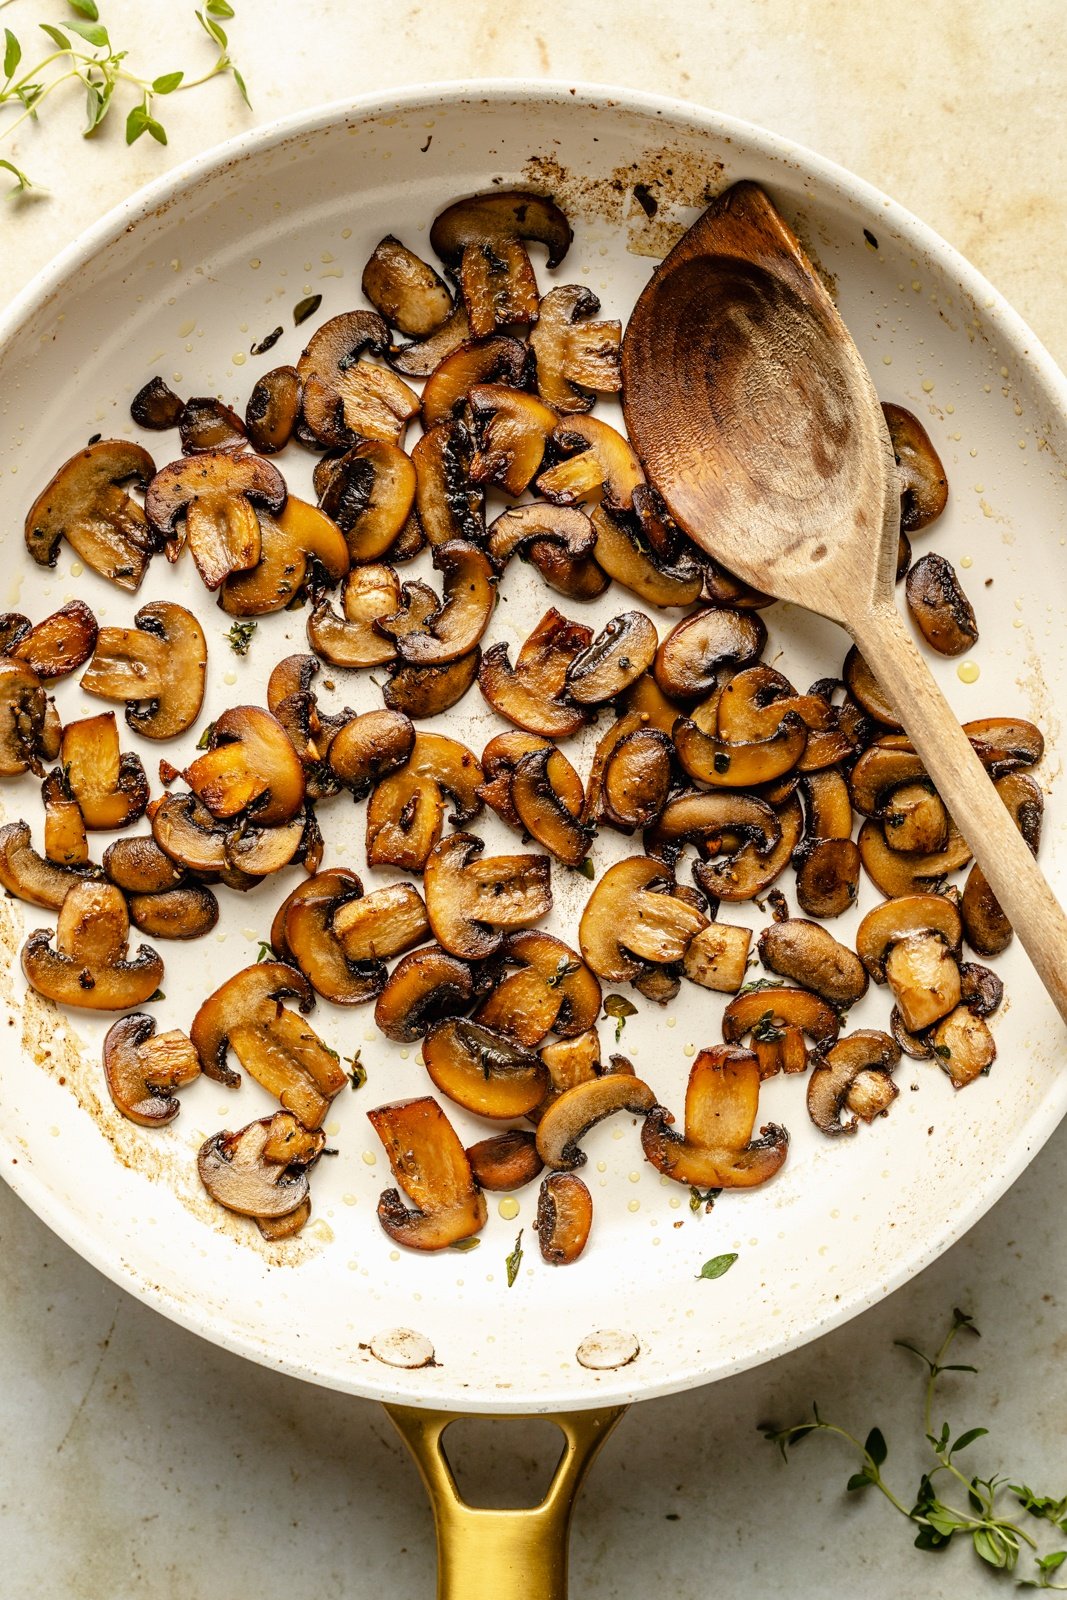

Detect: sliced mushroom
[60,713,149,831]
[131,377,184,431]
[362,236,453,337]
[794,836,863,920]
[145,452,286,591]
[411,420,485,547]
[682,922,753,993]
[963,716,1044,774]
[103,833,184,894]
[424,833,551,960]
[599,727,673,832]
[103,1013,201,1127]
[642,1045,789,1186]
[960,771,1042,956]
[583,711,648,825]
[245,365,302,454]
[150,791,231,877]
[315,440,417,564]
[929,1004,996,1088]
[384,648,482,718]
[373,946,479,1042]
[857,818,971,898]
[0,658,57,778]
[881,780,949,854]
[307,566,401,670]
[694,795,804,904]
[368,1096,487,1251]
[509,748,592,867]
[528,284,622,413]
[81,601,207,740]
[377,541,495,665]
[532,1029,605,1122]
[579,856,707,982]
[421,336,529,430]
[22,880,164,1011]
[905,554,978,656]
[758,920,868,1007]
[646,786,779,860]
[128,884,218,940]
[959,961,1004,1018]
[590,503,704,609]
[0,819,97,909]
[535,1072,656,1171]
[423,1018,549,1118]
[536,416,645,512]
[890,1005,934,1060]
[224,807,316,879]
[883,403,948,533]
[855,893,962,980]
[7,600,98,681]
[884,932,960,1034]
[654,608,767,702]
[475,929,601,1045]
[41,769,88,867]
[184,706,306,826]
[621,673,688,735]
[535,1173,593,1264]
[806,1030,900,1137]
[190,961,347,1124]
[270,868,387,1004]
[221,497,349,616]
[25,440,157,591]
[468,384,558,495]
[467,1130,544,1192]
[388,302,471,379]
[298,310,419,448]
[487,503,608,601]
[842,646,901,728]
[178,397,247,455]
[721,986,841,1078]
[564,612,658,706]
[674,711,807,788]
[477,732,564,829]
[479,608,592,738]
[430,190,571,337]
[198,1111,325,1220]
[332,882,429,962]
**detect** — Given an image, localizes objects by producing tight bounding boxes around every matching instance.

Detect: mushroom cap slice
[885,932,962,1034]
[423,1018,550,1118]
[316,440,417,564]
[510,748,592,868]
[131,377,184,431]
[599,727,673,832]
[59,712,149,831]
[905,554,978,657]
[590,503,703,609]
[221,496,349,616]
[377,540,495,666]
[855,893,962,981]
[0,819,98,910]
[178,397,247,455]
[536,416,645,512]
[757,919,868,1007]
[645,790,780,857]
[682,922,753,994]
[536,1072,656,1171]
[468,384,558,495]
[128,884,219,940]
[857,817,971,898]
[694,794,804,904]
[0,658,60,777]
[328,708,415,797]
[22,880,164,1011]
[420,335,529,430]
[145,452,286,591]
[529,284,622,414]
[411,419,485,546]
[424,832,552,960]
[721,986,841,1078]
[362,235,454,337]
[431,189,572,268]
[674,711,807,787]
[368,1096,487,1251]
[25,440,157,591]
[103,1013,200,1127]
[307,564,401,670]
[467,1129,544,1192]
[245,365,302,454]
[150,791,230,875]
[807,1030,900,1137]
[487,503,595,571]
[642,1045,789,1187]
[654,607,768,701]
[389,302,471,379]
[476,928,601,1044]
[478,609,592,739]
[373,946,479,1042]
[8,600,98,681]
[929,1005,996,1089]
[276,868,385,1005]
[535,1173,593,1264]
[184,705,306,826]
[332,882,429,963]
[41,769,89,868]
[97,601,206,740]
[564,611,658,706]
[198,1111,324,1220]
[384,647,481,719]
[883,402,948,533]
[579,856,702,983]
[298,310,420,448]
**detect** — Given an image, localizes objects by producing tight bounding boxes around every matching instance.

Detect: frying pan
[1,83,1065,1597]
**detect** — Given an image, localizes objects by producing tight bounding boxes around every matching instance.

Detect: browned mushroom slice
[245,365,302,454]
[536,416,645,512]
[127,883,218,940]
[532,1029,605,1122]
[274,868,384,1004]
[883,402,948,533]
[929,1005,996,1088]
[534,1173,593,1265]
[41,769,88,867]
[79,623,166,707]
[22,879,164,1011]
[960,770,1042,955]
[306,568,398,673]
[373,946,479,1042]
[565,612,657,706]
[509,748,592,867]
[411,420,486,547]
[842,645,901,728]
[221,497,349,616]
[528,284,622,413]
[642,1046,789,1186]
[185,706,306,825]
[25,440,157,591]
[758,919,868,1007]
[131,377,184,431]
[382,729,482,821]
[695,795,804,904]
[646,789,780,861]
[857,818,971,898]
[477,732,562,829]
[479,609,592,738]
[600,727,673,832]
[362,236,453,336]
[8,600,98,682]
[60,713,148,831]
[82,601,207,741]
[467,1130,543,1192]
[369,1096,487,1251]
[864,927,961,1037]
[963,716,1044,774]
[794,837,863,919]
[0,819,97,909]
[378,541,495,666]
[223,808,310,878]
[682,923,753,993]
[145,452,286,591]
[905,554,978,656]
[422,335,529,431]
[621,672,687,735]
[536,1072,656,1171]
[882,780,949,854]
[699,556,774,610]
[807,1030,900,1137]
[579,856,707,982]
[150,791,229,875]
[430,190,571,337]
[467,384,558,495]
[424,833,551,960]
[423,1018,549,1119]
[103,1013,200,1126]
[716,668,843,771]
[199,1111,325,1220]
[959,961,1004,1018]
[654,608,767,702]
[298,310,420,448]
[477,929,601,1045]
[590,503,703,609]
[848,735,940,817]
[582,711,647,825]
[855,893,962,980]
[315,440,417,564]
[674,712,807,788]
[486,502,607,601]
[332,882,429,963]
[366,769,442,872]
[178,396,247,455]
[103,833,183,894]
[384,648,481,718]
[265,654,345,783]
[191,960,346,1123]
[388,302,471,379]
[721,986,841,1078]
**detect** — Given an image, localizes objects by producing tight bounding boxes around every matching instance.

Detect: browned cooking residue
[0,896,320,1267]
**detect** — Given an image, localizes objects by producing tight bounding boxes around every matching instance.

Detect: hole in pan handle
[385,1403,627,1599]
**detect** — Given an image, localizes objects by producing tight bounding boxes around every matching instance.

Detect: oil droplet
[669,1196,681,1209]
[362,1150,377,1166]
[49,1125,59,1138]
[342,1193,357,1206]
[498,1197,520,1221]
[178,318,195,338]
[242,927,258,941]
[911,279,922,292]
[232,352,247,367]
[956,661,980,684]
[627,1199,640,1213]
[611,1126,625,1140]
[324,1120,340,1136]
[309,1219,334,1243]
[389,1249,400,1261]
[945,403,955,415]
[1012,618,1023,629]
[321,251,335,264]
[347,1259,358,1271]
[683,1042,696,1057]
[1000,365,1009,378]
[399,1048,409,1061]
[666,1016,677,1028]
[973,483,984,493]
[882,354,892,365]
[223,669,237,686]
[959,554,973,568]
[214,931,227,943]
[628,1171,641,1184]
[340,227,352,239]
[69,561,83,577]
[1018,438,1027,449]
[595,1160,607,1173]
[921,378,934,393]
[249,258,261,270]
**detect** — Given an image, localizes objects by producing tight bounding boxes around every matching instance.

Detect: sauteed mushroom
[882,402,948,533]
[654,608,767,702]
[429,189,571,336]
[674,711,807,788]
[369,1095,487,1251]
[424,833,551,960]
[536,416,645,512]
[270,868,388,1005]
[579,856,708,982]
[528,284,622,413]
[857,816,971,898]
[0,658,61,777]
[598,726,673,833]
[307,565,401,670]
[536,1071,656,1171]
[22,880,164,1011]
[25,440,157,591]
[475,929,601,1045]
[960,771,1042,956]
[373,945,480,1042]
[757,919,868,1007]
[856,894,962,1033]
[479,609,592,738]
[533,1029,605,1122]
[145,451,286,591]
[509,748,592,867]
[806,1030,900,1137]
[385,648,482,719]
[467,1130,544,1192]
[362,236,453,337]
[377,541,495,665]
[929,1005,996,1089]
[198,1111,325,1220]
[905,554,978,656]
[642,1045,789,1186]
[487,503,608,602]
[721,986,841,1078]
[127,881,218,940]
[590,504,703,609]
[178,396,246,455]
[103,1013,200,1126]
[221,497,349,616]
[245,365,302,454]
[842,646,900,728]
[411,420,485,547]
[298,309,419,448]
[131,377,184,431]
[0,819,97,909]
[535,1173,593,1265]
[60,713,149,830]
[363,729,480,871]
[468,384,558,495]
[682,923,753,993]
[421,336,529,430]
[81,601,207,739]
[184,705,306,826]
[423,1018,549,1119]
[792,771,861,919]
[565,611,657,705]
[5,600,97,681]
[103,834,184,894]
[388,302,471,379]
[316,440,417,564]
[41,769,88,867]
[695,795,805,905]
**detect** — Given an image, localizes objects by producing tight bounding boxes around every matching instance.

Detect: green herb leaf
[846,1470,873,1492]
[225,619,257,655]
[66,0,100,18]
[449,1236,481,1253]
[83,78,113,134]
[736,977,786,996]
[346,1052,366,1091]
[951,1427,988,1455]
[751,1008,785,1043]
[689,1186,721,1213]
[195,721,216,750]
[255,941,273,962]
[39,23,71,49]
[933,1043,952,1060]
[505,1229,523,1287]
[195,10,228,48]
[696,1252,737,1281]
[146,988,166,1003]
[231,66,251,110]
[250,325,283,356]
[207,0,235,15]
[864,1427,888,1467]
[152,70,184,94]
[0,158,33,194]
[572,856,596,880]
[293,293,322,326]
[1012,1486,1067,1527]
[3,28,21,79]
[67,18,109,47]
[603,992,637,1042]
[546,957,581,989]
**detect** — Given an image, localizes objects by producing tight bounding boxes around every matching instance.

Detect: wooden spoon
[622,180,1067,1024]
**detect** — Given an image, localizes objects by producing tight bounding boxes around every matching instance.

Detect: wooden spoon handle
[849,601,1067,1026]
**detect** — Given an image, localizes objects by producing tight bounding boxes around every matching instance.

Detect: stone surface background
[0,3,1063,1595]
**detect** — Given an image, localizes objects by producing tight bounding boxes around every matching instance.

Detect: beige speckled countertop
[0,4,1064,1596]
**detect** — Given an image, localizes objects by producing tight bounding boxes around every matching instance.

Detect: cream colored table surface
[0,3,1064,1596]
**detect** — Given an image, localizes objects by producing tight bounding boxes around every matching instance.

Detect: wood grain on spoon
[622,180,1067,1027]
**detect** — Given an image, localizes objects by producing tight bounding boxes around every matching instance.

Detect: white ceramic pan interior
[0,84,1064,1414]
